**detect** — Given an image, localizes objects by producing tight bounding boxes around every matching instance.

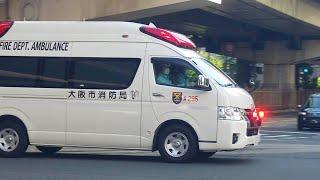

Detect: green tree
[198,50,238,80]
[198,51,224,69]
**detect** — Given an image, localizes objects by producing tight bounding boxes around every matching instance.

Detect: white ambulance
[0,21,260,162]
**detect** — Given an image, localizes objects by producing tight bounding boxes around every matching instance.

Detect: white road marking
[261,139,282,141]
[262,122,273,124]
[263,135,291,138]
[260,133,269,136]
[261,130,320,135]
[283,137,308,140]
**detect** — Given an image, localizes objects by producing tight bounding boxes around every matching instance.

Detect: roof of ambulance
[4,21,148,41]
[2,21,201,58]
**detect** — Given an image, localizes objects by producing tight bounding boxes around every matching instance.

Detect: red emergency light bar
[140,26,196,50]
[0,21,14,38]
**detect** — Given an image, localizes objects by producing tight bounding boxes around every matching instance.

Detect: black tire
[297,121,303,131]
[197,151,216,159]
[0,121,29,157]
[36,146,62,154]
[158,124,199,163]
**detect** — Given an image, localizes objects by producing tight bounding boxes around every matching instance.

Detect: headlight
[298,112,307,116]
[218,106,244,121]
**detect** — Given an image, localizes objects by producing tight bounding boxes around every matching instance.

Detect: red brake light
[0,21,14,38]
[258,111,265,119]
[140,26,196,49]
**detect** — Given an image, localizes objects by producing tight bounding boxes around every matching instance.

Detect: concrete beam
[93,0,221,21]
[231,40,320,64]
[5,0,220,21]
[256,0,320,28]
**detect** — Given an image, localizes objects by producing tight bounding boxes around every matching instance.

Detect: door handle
[152,93,165,97]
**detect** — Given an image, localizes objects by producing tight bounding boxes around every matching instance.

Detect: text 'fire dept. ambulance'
[0,21,260,162]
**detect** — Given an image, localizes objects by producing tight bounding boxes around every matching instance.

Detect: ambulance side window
[152,58,200,89]
[39,58,68,88]
[0,57,39,87]
[69,58,141,89]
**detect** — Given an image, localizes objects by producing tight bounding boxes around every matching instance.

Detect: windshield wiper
[223,83,234,87]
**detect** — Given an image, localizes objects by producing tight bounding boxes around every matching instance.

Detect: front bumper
[299,116,320,128]
[199,120,260,152]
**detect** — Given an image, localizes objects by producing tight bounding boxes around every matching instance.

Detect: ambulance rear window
[0,57,38,87]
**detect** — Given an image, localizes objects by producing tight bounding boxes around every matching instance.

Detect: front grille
[306,116,320,119]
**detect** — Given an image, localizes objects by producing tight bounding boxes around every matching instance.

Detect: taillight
[258,110,265,119]
[245,109,261,127]
[140,26,196,49]
[255,108,266,121]
[0,21,14,38]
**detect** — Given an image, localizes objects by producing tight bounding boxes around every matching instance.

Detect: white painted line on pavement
[283,137,308,140]
[262,122,273,124]
[261,130,320,135]
[260,133,269,136]
[261,139,282,141]
[263,135,291,138]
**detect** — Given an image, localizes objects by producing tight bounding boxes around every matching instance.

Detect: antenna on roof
[148,22,157,28]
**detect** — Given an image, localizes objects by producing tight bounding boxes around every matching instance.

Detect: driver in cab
[155,63,197,88]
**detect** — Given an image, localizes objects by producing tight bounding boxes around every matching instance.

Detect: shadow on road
[19,152,256,165]
[24,152,162,162]
[301,129,320,133]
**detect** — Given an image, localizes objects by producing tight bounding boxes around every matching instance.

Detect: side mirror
[197,75,211,90]
[248,78,255,87]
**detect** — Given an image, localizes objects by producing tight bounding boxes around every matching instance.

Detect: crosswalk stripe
[283,137,308,140]
[262,139,282,141]
[263,135,291,138]
[260,130,320,135]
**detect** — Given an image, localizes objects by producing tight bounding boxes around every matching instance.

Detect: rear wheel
[36,146,62,154]
[158,124,198,163]
[0,122,28,157]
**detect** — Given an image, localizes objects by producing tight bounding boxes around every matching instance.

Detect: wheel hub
[5,135,14,144]
[0,128,19,152]
[164,132,189,158]
[172,140,182,148]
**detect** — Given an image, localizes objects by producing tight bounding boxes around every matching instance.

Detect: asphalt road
[1,114,320,180]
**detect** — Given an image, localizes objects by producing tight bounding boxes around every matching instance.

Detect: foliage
[198,51,224,69]
[198,50,238,80]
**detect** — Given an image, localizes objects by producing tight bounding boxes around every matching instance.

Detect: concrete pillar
[6,0,23,20]
[0,1,8,20]
[252,64,297,110]
[230,40,320,110]
[263,64,295,90]
[0,7,6,20]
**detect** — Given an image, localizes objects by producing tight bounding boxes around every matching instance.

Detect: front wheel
[297,121,303,131]
[36,146,62,154]
[158,124,199,163]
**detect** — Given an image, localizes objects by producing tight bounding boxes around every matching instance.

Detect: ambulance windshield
[191,58,237,87]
